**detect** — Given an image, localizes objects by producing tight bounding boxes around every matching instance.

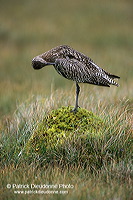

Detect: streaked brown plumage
[32,45,120,112]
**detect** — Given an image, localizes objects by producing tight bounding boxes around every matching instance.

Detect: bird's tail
[108,74,120,79]
[109,77,119,87]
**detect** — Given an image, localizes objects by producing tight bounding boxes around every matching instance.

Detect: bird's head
[32,56,54,70]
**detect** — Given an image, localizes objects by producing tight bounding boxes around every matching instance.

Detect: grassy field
[0,0,133,199]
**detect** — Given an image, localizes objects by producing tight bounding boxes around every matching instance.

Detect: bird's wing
[89,61,120,79]
[54,58,119,86]
[85,61,119,86]
[54,58,90,81]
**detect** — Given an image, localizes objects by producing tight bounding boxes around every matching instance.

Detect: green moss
[26,106,105,154]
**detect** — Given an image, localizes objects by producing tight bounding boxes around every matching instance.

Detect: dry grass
[0,91,132,199]
[0,0,133,117]
[0,0,133,199]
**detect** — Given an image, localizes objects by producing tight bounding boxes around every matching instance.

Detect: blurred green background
[0,0,133,117]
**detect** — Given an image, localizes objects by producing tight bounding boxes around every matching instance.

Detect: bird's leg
[72,82,80,113]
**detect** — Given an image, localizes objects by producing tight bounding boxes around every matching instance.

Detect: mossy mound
[26,106,105,155]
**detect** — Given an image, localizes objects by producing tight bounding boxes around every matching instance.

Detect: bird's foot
[71,106,80,113]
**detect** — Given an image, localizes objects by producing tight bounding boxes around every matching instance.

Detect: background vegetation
[0,0,133,199]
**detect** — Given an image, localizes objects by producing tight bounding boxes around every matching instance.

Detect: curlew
[32,45,120,112]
